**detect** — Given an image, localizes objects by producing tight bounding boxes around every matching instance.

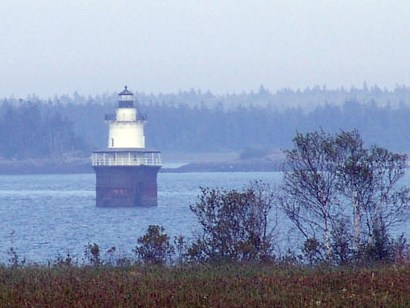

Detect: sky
[1,0,410,98]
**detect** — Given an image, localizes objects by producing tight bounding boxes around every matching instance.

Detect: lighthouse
[91,86,161,207]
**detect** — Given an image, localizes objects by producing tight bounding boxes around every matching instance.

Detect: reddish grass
[0,263,409,307]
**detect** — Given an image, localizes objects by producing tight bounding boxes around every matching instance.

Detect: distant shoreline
[0,157,283,175]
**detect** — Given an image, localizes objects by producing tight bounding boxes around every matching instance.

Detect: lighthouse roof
[118,86,133,96]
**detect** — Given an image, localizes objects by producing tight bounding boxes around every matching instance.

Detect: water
[0,172,280,263]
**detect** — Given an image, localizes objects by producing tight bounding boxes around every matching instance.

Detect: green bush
[188,181,276,262]
[134,225,174,265]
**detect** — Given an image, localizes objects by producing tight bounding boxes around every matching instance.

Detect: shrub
[188,181,276,262]
[134,225,174,265]
[84,243,101,266]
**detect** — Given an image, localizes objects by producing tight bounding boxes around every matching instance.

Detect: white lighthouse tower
[108,86,145,149]
[91,86,162,207]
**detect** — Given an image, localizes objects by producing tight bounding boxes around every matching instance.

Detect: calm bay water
[0,172,280,263]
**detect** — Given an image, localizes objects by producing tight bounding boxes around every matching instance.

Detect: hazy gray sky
[1,0,410,98]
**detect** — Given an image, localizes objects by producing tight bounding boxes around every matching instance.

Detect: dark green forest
[1,85,410,159]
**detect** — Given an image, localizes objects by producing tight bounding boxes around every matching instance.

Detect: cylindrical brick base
[93,165,161,207]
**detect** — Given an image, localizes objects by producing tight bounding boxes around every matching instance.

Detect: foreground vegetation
[1,263,410,306]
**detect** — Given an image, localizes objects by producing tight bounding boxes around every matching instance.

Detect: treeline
[144,99,410,152]
[2,85,410,158]
[0,101,86,159]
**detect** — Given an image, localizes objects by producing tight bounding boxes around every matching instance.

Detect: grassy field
[0,263,409,307]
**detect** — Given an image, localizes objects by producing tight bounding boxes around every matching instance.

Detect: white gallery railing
[91,151,161,167]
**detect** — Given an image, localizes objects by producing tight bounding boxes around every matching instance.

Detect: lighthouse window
[111,138,114,147]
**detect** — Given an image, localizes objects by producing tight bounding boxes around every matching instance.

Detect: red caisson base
[93,165,161,207]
